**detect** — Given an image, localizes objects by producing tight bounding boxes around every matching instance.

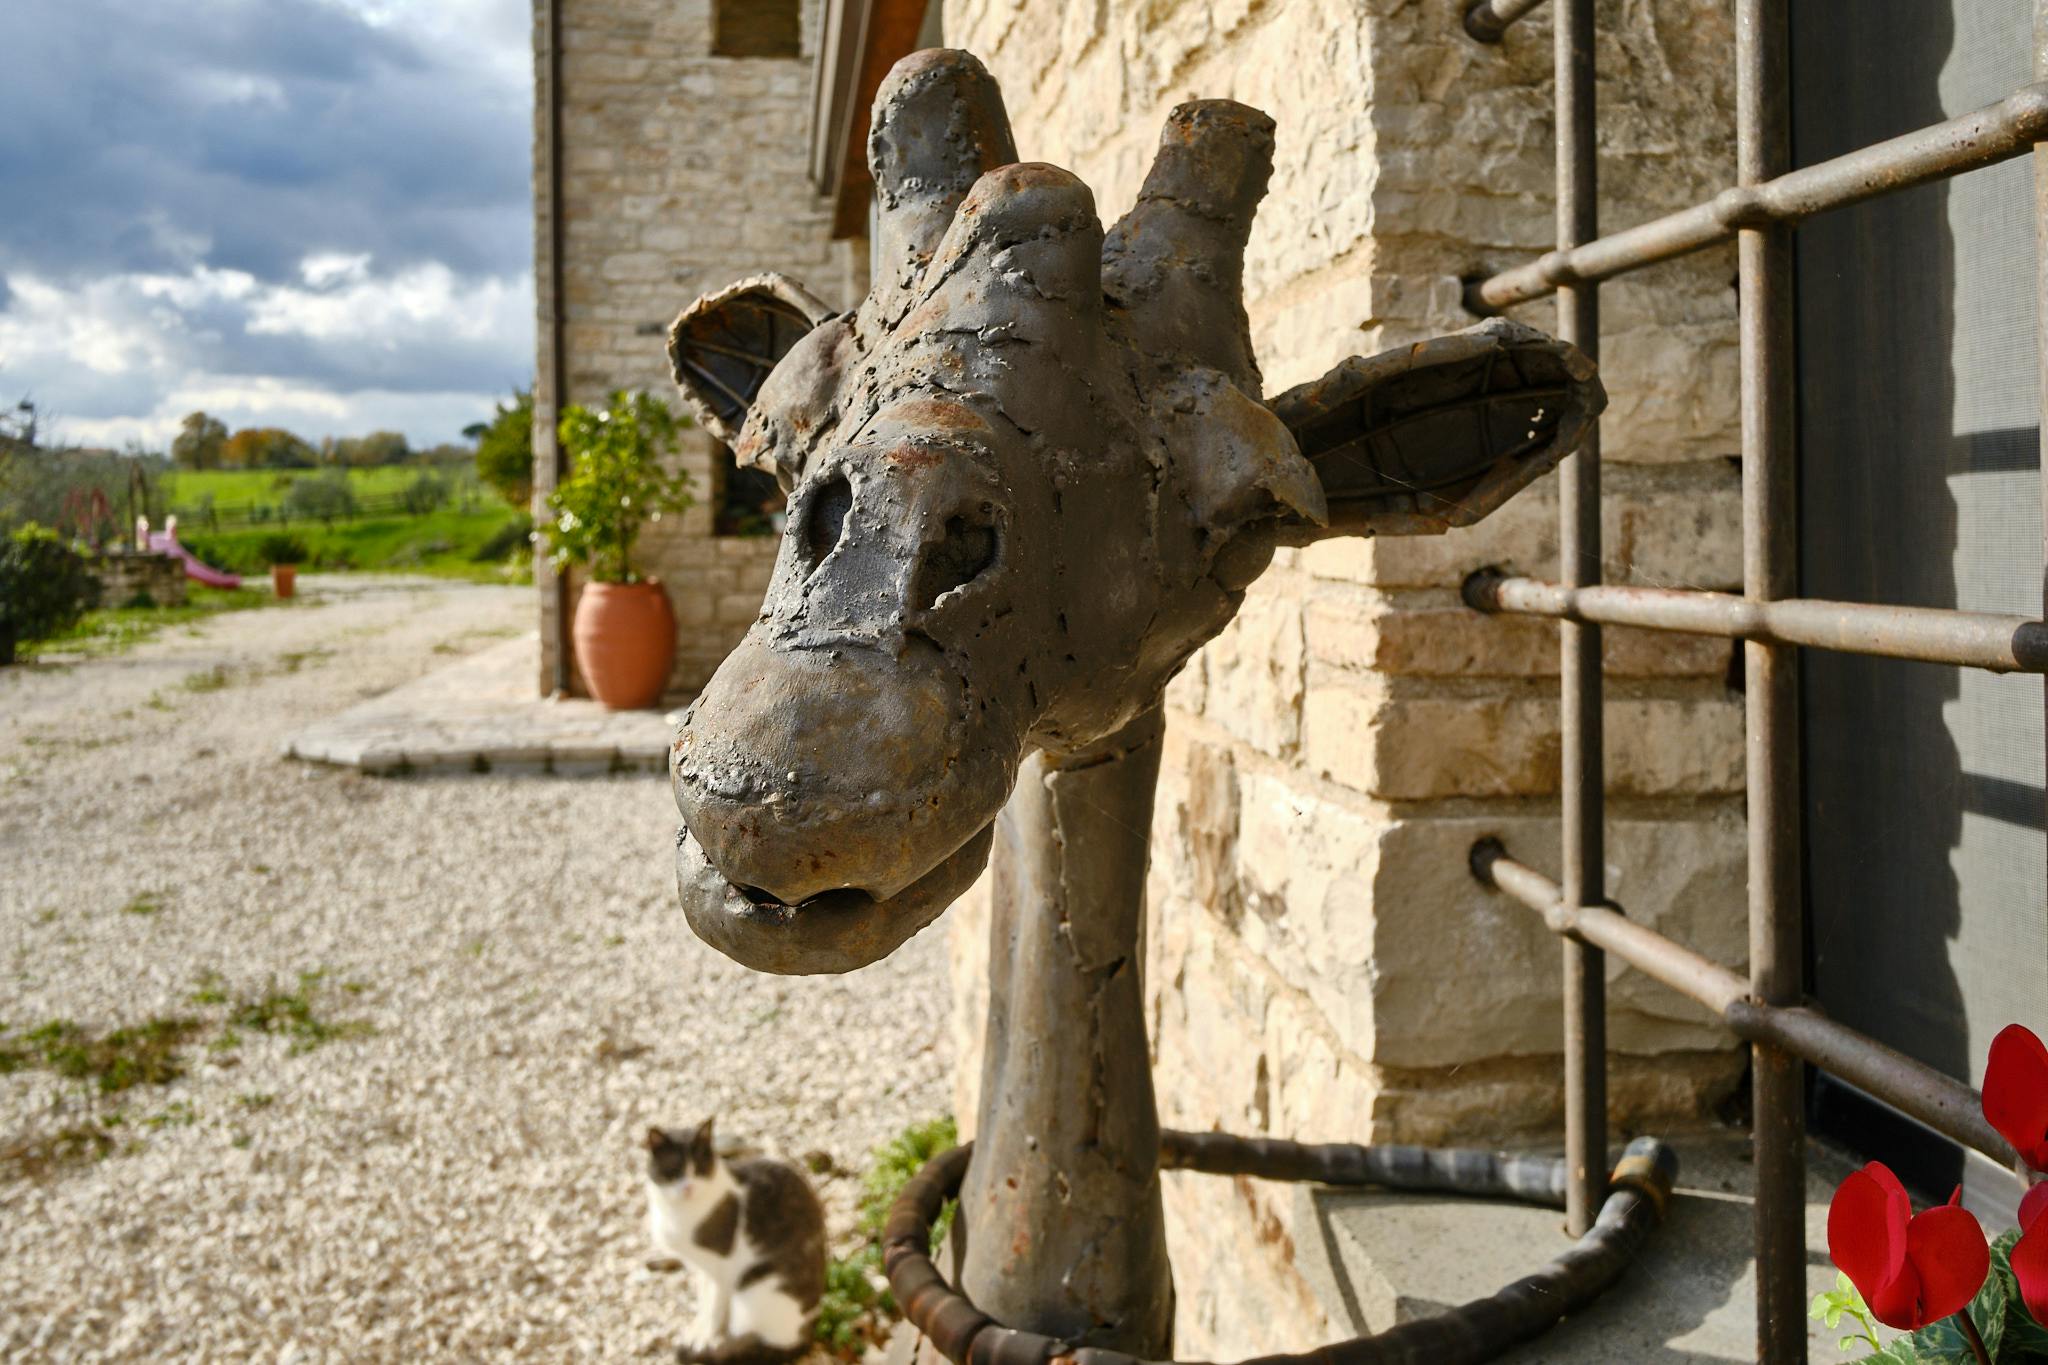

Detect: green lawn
[20,584,282,661]
[163,466,466,515]
[183,506,532,584]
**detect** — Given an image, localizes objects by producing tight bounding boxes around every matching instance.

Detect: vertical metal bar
[1555,0,1607,1240]
[1737,1,1805,1360]
[536,0,573,696]
[2036,0,2048,1000]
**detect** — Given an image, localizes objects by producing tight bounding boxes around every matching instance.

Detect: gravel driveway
[0,577,952,1362]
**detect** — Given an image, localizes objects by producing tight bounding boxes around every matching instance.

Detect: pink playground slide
[144,516,242,589]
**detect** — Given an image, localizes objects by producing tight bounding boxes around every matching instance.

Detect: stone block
[1303,595,1732,679]
[1302,681,1742,800]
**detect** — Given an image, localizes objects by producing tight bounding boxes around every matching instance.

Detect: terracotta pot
[271,564,297,599]
[572,579,676,710]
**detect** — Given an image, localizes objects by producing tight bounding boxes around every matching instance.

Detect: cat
[645,1118,827,1365]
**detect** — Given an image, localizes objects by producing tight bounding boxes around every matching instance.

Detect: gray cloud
[0,0,536,446]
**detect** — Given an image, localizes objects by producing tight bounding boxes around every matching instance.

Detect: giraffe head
[666,50,1601,975]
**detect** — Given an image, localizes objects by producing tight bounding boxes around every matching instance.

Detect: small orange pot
[271,564,297,599]
[571,579,676,710]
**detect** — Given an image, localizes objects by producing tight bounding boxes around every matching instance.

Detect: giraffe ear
[668,273,837,445]
[1266,318,1606,540]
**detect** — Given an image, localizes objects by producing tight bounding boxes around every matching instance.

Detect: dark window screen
[1793,0,2045,1213]
[713,0,801,58]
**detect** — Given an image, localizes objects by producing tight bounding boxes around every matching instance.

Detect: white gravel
[0,577,953,1362]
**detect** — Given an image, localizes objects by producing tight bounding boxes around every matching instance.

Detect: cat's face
[645,1119,716,1190]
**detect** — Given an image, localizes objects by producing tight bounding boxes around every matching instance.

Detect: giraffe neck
[955,707,1174,1354]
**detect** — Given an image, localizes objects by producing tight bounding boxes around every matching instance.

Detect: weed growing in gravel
[815,1116,959,1361]
[218,970,375,1055]
[0,1122,119,1179]
[3,1017,203,1093]
[181,665,234,693]
[120,892,165,917]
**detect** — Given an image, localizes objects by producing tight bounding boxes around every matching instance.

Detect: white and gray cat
[645,1119,826,1365]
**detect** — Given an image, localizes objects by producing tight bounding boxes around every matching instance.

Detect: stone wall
[939,0,1745,1354]
[92,551,188,609]
[537,0,869,699]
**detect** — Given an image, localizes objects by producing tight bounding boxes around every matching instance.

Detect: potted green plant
[259,531,309,599]
[541,390,692,709]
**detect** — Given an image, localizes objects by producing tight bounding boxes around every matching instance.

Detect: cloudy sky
[0,0,534,450]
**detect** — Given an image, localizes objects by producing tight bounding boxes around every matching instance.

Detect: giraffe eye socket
[912,513,998,611]
[799,477,852,575]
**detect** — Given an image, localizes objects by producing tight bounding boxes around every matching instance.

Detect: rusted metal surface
[664,47,1600,980]
[1465,571,2048,673]
[1736,4,1805,1357]
[1552,0,1606,1243]
[1471,842,2022,1173]
[661,46,1604,1357]
[1461,0,1551,44]
[1467,80,2048,313]
[957,711,1173,1353]
[885,1131,1677,1365]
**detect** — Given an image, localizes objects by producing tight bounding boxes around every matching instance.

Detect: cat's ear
[644,1126,666,1151]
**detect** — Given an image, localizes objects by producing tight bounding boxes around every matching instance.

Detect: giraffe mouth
[674,819,996,975]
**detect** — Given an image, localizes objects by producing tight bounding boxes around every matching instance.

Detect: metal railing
[1459,1,2046,1360]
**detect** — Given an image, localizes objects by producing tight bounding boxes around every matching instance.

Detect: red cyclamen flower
[2013,1183,2048,1328]
[1827,1162,1989,1331]
[1984,1023,2048,1172]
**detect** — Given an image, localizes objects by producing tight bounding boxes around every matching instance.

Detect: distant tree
[172,412,228,470]
[401,470,449,514]
[474,388,534,509]
[332,430,411,467]
[223,426,317,469]
[283,469,357,525]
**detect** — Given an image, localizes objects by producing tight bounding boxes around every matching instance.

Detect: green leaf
[1988,1228,2048,1363]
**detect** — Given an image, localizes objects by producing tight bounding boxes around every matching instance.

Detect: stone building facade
[541,0,1746,1354]
[532,0,868,698]
[934,0,1746,1354]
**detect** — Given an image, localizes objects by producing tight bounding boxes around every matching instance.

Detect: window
[713,0,800,59]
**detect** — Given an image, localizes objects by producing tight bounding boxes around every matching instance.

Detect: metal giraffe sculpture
[664,49,1603,1360]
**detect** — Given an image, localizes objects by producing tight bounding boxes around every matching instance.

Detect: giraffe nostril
[800,476,852,575]
[912,513,997,611]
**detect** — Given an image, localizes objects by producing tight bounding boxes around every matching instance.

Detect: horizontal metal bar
[1469,840,2021,1169]
[1468,81,2048,312]
[1463,0,1550,43]
[1465,571,2048,674]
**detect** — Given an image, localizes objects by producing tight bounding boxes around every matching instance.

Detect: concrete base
[1267,1127,1859,1364]
[282,633,674,775]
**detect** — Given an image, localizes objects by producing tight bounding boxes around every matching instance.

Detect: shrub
[402,470,450,515]
[475,388,535,509]
[257,532,309,567]
[0,523,98,663]
[541,391,691,583]
[470,512,534,563]
[282,470,356,525]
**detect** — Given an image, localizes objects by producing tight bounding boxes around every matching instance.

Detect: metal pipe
[1470,843,2021,1170]
[2035,1,2048,1052]
[536,0,573,697]
[1736,3,1804,1357]
[1553,0,1606,1241]
[886,1132,1681,1365]
[1464,572,2048,673]
[1462,0,1550,44]
[1467,81,2048,313]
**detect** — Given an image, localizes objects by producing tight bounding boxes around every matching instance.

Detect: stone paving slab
[282,632,676,775]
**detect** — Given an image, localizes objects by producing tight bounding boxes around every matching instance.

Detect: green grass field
[182,506,532,584]
[162,466,471,515]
